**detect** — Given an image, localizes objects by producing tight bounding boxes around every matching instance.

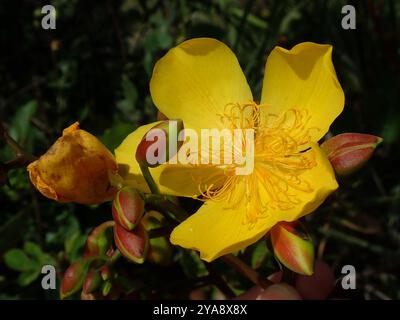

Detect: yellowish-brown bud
[27,122,117,204]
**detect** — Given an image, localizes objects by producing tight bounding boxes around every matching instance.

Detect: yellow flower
[28,122,118,205]
[116,38,344,261]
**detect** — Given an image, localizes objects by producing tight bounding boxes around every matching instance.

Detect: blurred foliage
[0,0,399,299]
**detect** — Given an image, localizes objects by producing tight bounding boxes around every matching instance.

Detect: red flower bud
[112,187,144,231]
[85,221,115,257]
[114,223,149,263]
[135,119,184,168]
[321,133,382,176]
[60,258,91,299]
[82,269,102,294]
[270,221,314,276]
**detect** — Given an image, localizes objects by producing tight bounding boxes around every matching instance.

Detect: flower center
[193,102,318,227]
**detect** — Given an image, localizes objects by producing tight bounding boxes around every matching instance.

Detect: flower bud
[85,221,115,257]
[142,211,173,266]
[270,221,314,276]
[320,133,382,176]
[114,223,149,263]
[112,187,144,230]
[60,258,91,299]
[80,292,97,300]
[257,283,302,300]
[27,122,118,204]
[135,119,184,168]
[101,280,112,297]
[295,260,335,300]
[100,265,111,281]
[82,270,103,294]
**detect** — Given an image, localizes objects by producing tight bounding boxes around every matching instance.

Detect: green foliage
[4,242,56,287]
[179,250,208,279]
[4,249,35,272]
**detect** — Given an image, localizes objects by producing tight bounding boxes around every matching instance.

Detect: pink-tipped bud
[60,258,91,299]
[82,269,102,294]
[270,221,314,276]
[321,133,382,176]
[135,119,184,168]
[112,187,144,231]
[85,221,115,257]
[114,223,149,264]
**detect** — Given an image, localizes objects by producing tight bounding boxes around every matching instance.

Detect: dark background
[0,0,399,299]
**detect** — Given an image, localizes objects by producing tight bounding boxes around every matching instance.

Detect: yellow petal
[260,42,345,142]
[115,122,222,197]
[170,144,337,262]
[150,38,253,132]
[258,142,338,222]
[170,179,274,262]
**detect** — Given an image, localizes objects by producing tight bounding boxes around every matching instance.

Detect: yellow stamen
[192,102,318,227]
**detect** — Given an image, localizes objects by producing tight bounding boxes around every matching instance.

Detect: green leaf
[100,121,135,151]
[23,241,56,266]
[17,268,41,287]
[46,211,80,248]
[381,112,400,144]
[4,249,36,272]
[64,231,86,262]
[23,242,43,259]
[10,100,37,143]
[251,241,269,269]
[0,210,29,256]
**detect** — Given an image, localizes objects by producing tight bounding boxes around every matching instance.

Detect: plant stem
[0,123,37,170]
[144,193,189,222]
[221,254,273,289]
[205,263,235,299]
[318,227,386,253]
[139,163,160,195]
[109,250,121,264]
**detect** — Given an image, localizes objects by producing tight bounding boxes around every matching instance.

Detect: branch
[221,254,273,289]
[0,122,37,173]
[205,263,235,299]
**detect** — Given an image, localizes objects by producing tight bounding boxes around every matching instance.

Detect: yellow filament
[192,102,318,226]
